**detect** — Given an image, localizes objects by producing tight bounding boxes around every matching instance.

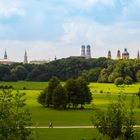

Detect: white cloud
[0,0,25,17]
[61,19,140,58]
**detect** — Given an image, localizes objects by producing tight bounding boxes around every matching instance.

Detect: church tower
[86,45,91,59]
[117,50,121,60]
[24,50,28,64]
[137,51,140,59]
[81,45,85,57]
[108,50,111,59]
[4,49,7,59]
[122,48,129,60]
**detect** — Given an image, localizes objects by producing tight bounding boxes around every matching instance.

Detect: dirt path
[26,125,140,129]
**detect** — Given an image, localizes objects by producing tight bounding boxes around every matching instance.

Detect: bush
[124,76,133,85]
[37,89,47,107]
[114,77,124,86]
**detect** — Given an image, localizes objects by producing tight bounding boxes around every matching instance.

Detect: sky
[0,0,140,62]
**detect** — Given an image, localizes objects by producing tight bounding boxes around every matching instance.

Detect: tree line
[0,57,140,84]
[38,76,92,109]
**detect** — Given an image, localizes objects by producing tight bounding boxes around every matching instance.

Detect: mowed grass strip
[19,90,140,126]
[35,128,97,140]
[0,81,48,90]
[0,82,140,94]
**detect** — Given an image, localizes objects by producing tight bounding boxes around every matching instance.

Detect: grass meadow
[1,82,140,139]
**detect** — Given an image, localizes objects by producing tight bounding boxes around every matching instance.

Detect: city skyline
[0,0,140,61]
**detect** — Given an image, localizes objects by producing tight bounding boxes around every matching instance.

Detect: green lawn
[0,81,48,90]
[1,82,140,139]
[1,82,140,94]
[35,128,97,140]
[17,90,140,126]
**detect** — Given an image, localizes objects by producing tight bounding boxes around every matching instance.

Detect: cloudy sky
[0,0,140,61]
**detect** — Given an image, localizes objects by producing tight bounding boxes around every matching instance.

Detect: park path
[26,125,140,129]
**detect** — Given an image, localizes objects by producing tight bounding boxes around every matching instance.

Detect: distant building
[81,45,91,59]
[81,45,86,57]
[117,50,121,60]
[0,50,15,65]
[86,45,91,59]
[0,59,15,65]
[108,50,111,59]
[29,60,49,64]
[122,48,129,60]
[4,49,7,60]
[137,51,139,59]
[24,50,28,64]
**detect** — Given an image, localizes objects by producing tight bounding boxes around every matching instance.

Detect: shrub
[114,77,124,86]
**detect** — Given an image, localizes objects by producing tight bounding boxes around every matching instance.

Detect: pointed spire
[117,50,121,60]
[137,51,139,59]
[4,49,7,59]
[54,56,57,61]
[108,50,111,59]
[24,50,28,64]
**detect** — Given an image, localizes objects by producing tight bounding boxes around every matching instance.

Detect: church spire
[138,51,140,59]
[24,50,28,64]
[4,49,7,59]
[108,50,111,59]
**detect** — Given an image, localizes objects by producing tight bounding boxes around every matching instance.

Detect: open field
[35,128,97,140]
[1,82,140,139]
[0,82,140,94]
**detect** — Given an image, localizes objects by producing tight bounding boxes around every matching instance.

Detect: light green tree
[0,90,33,140]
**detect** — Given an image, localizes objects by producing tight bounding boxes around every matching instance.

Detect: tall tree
[93,95,137,140]
[46,76,60,107]
[52,84,68,109]
[65,78,80,108]
[0,90,33,140]
[76,77,92,108]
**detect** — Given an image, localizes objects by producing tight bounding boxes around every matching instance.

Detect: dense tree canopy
[38,76,92,109]
[0,57,140,84]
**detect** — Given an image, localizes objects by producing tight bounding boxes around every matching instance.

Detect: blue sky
[0,0,140,61]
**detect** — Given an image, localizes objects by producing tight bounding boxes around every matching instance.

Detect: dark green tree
[11,65,27,81]
[37,88,47,107]
[98,68,109,83]
[76,77,92,108]
[46,76,60,107]
[136,88,140,108]
[65,78,80,108]
[52,84,68,109]
[124,76,133,85]
[0,90,33,140]
[136,70,140,82]
[114,77,124,86]
[0,65,10,81]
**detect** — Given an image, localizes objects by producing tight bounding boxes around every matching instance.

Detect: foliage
[37,89,47,107]
[124,76,133,85]
[0,58,140,83]
[52,84,68,109]
[76,77,92,107]
[114,77,124,86]
[93,95,138,140]
[0,90,33,140]
[136,70,140,82]
[38,76,92,109]
[46,76,60,107]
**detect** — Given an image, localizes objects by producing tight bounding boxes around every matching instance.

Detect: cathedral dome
[122,48,129,55]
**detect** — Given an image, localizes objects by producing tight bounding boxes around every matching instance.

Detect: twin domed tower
[81,45,91,59]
